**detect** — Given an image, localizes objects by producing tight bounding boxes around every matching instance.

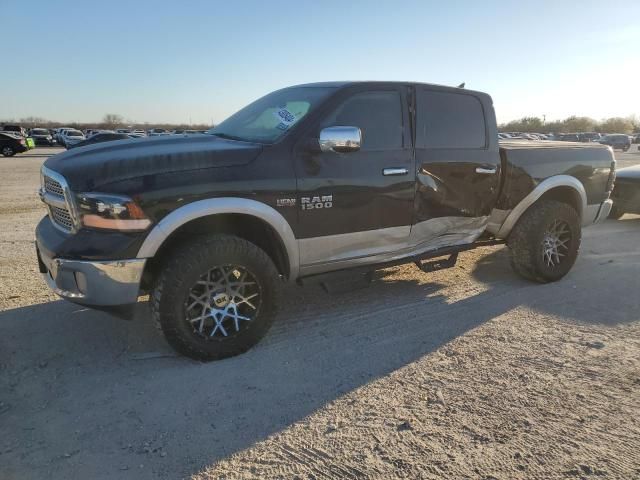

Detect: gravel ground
[1,148,639,479]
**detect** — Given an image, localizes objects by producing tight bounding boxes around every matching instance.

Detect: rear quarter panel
[497,141,614,209]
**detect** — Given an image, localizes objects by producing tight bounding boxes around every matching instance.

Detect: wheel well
[140,213,290,290]
[538,186,582,216]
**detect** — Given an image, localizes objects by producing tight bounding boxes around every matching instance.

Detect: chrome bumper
[594,199,613,224]
[38,248,145,306]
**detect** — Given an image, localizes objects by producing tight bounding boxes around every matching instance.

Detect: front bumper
[593,199,613,224]
[37,245,145,306]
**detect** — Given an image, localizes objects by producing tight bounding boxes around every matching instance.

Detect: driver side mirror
[319,126,361,153]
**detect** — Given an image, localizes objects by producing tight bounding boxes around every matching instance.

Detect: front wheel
[507,200,581,283]
[152,234,280,361]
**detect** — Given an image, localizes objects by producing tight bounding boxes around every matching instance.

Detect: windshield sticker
[274,107,297,130]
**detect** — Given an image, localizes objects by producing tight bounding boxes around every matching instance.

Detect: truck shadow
[1,222,638,479]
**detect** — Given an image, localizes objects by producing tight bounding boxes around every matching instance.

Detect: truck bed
[497,140,614,211]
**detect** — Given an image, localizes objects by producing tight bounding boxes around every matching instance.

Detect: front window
[208,86,336,144]
[67,131,83,137]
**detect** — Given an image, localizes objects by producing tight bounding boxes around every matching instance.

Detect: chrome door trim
[299,216,488,276]
[383,168,409,176]
[475,166,497,174]
[299,225,411,267]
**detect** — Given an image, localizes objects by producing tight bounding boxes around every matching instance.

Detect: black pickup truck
[36,81,616,360]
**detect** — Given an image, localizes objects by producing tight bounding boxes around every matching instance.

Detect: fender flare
[496,175,587,239]
[136,198,299,280]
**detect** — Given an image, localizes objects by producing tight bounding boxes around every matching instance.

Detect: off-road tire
[608,204,625,219]
[507,200,581,283]
[152,234,280,361]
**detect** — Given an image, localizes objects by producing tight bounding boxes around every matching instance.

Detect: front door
[410,87,500,251]
[294,85,415,275]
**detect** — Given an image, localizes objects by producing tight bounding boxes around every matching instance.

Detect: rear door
[411,87,500,250]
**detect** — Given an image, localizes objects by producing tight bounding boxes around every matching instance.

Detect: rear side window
[417,90,486,149]
[321,91,403,150]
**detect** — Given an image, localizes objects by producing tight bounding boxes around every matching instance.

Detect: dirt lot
[1,148,639,479]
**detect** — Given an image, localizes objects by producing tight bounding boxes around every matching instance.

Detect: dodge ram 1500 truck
[36,81,616,360]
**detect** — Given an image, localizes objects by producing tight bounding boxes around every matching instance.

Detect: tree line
[0,114,212,132]
[499,115,639,134]
[4,113,639,135]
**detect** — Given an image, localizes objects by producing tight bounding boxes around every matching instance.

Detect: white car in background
[129,130,147,138]
[55,127,74,144]
[59,129,86,148]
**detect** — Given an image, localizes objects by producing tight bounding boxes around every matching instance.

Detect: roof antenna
[457,82,465,89]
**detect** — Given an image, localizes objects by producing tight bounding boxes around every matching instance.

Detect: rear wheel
[507,200,581,283]
[2,146,15,157]
[152,234,280,361]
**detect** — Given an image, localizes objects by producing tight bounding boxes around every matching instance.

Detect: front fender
[136,197,299,281]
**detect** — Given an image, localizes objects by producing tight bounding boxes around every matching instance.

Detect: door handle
[475,166,497,174]
[383,168,409,176]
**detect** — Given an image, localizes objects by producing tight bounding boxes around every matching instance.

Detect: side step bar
[299,238,505,287]
[414,253,458,273]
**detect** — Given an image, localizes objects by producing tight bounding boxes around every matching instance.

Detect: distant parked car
[609,165,640,219]
[30,128,55,146]
[171,129,185,135]
[2,124,28,137]
[68,132,132,149]
[59,129,86,148]
[559,133,580,142]
[632,134,640,144]
[148,128,169,136]
[599,134,631,151]
[578,132,601,143]
[0,132,28,157]
[129,130,146,138]
[115,128,132,134]
[55,127,74,144]
[84,129,101,137]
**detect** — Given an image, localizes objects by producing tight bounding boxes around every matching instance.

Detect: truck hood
[44,135,263,191]
[616,164,640,180]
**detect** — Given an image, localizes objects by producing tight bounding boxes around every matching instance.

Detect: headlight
[76,193,151,231]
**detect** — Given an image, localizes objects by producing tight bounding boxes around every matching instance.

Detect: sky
[2,0,639,125]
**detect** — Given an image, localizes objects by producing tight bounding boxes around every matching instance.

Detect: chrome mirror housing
[319,126,361,153]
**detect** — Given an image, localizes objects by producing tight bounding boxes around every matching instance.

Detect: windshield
[67,131,83,137]
[32,129,48,135]
[208,86,336,144]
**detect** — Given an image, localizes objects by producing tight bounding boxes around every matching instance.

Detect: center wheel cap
[212,292,230,308]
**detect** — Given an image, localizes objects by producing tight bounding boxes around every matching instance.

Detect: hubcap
[542,219,571,267]
[185,265,261,338]
[2,147,11,155]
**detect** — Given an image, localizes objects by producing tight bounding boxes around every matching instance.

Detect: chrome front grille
[44,176,64,197]
[40,166,77,233]
[50,205,74,230]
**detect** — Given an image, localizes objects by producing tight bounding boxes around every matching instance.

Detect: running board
[298,238,505,287]
[414,253,458,273]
